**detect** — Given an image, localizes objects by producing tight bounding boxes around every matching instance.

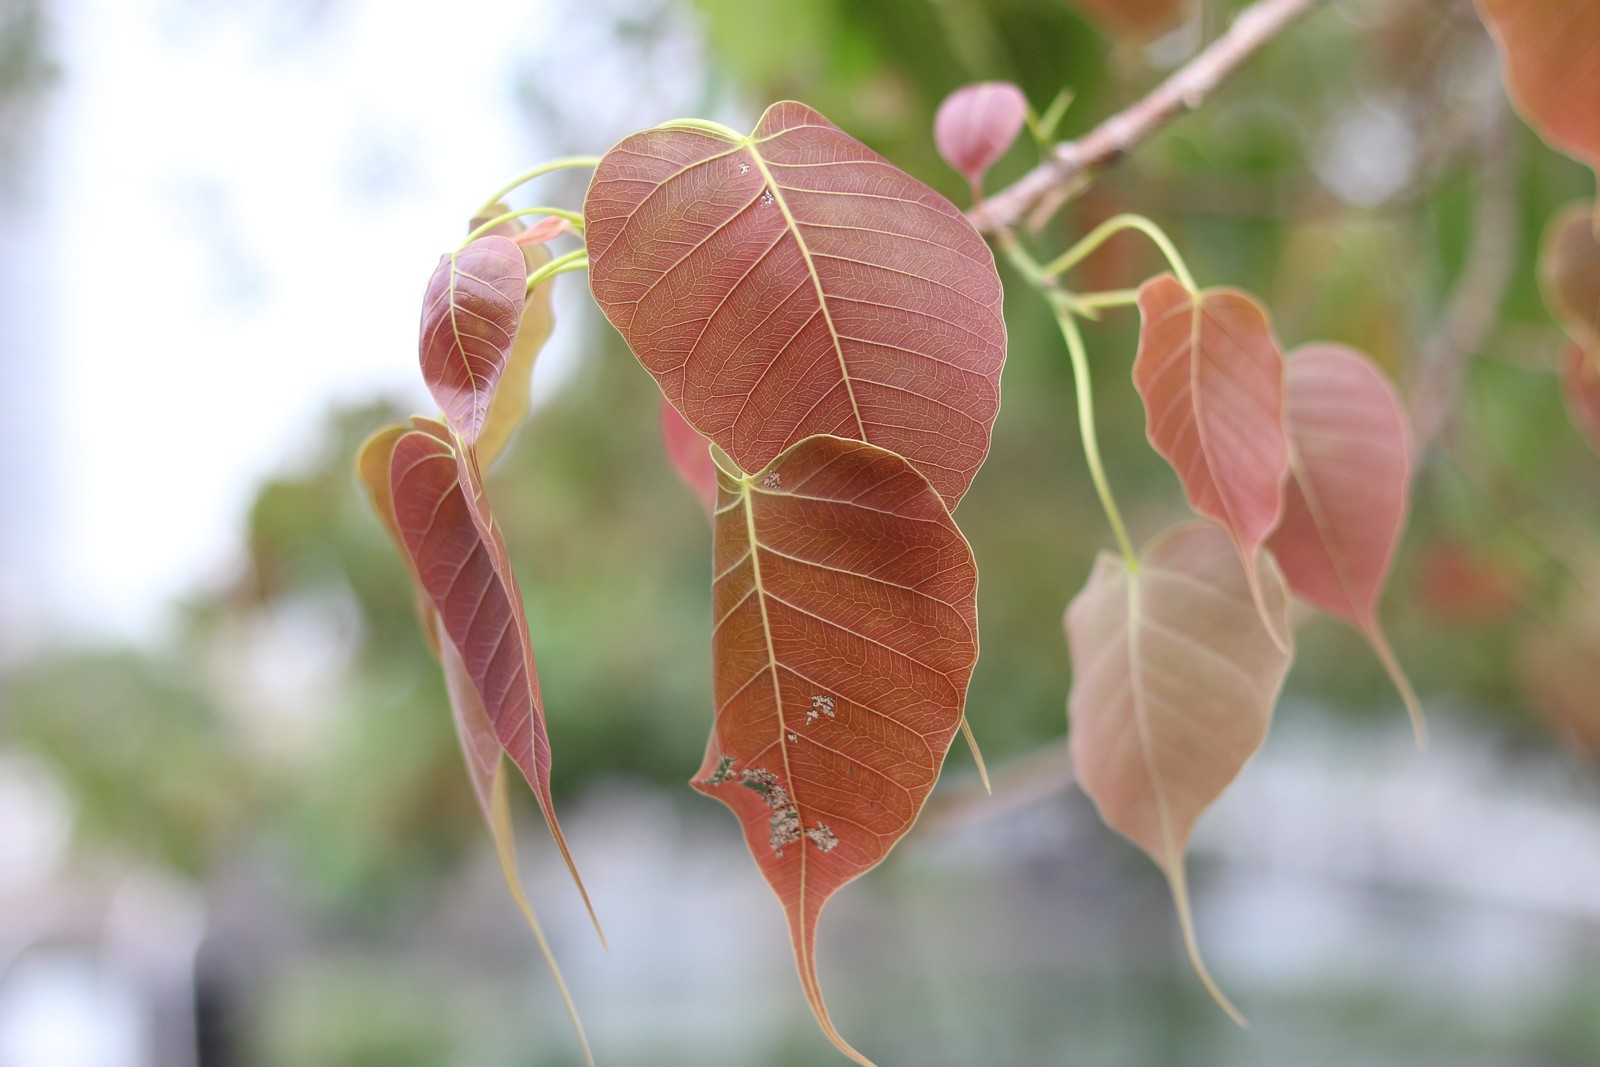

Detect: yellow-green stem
[1055,305,1139,569]
[475,156,602,218]
[526,249,589,292]
[1042,213,1198,295]
[463,207,585,247]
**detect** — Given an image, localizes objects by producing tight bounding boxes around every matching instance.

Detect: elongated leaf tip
[960,716,992,795]
[1165,860,1248,1028]
[489,769,597,1067]
[1365,620,1427,750]
[1243,547,1293,656]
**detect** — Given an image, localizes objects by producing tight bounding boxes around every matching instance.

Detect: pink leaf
[1266,344,1424,743]
[659,398,718,515]
[418,235,527,445]
[1066,521,1292,1025]
[1133,274,1291,649]
[934,82,1028,194]
[584,101,1006,509]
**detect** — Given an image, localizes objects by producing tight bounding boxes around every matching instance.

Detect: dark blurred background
[2,0,1599,1064]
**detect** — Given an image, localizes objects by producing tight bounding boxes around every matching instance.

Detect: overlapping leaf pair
[1068,276,1421,1021]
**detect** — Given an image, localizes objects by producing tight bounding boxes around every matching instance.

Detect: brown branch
[967,0,1333,235]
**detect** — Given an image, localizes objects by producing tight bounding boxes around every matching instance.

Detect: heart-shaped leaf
[1063,0,1192,42]
[386,421,601,942]
[1539,201,1600,354]
[1477,0,1600,179]
[419,234,528,446]
[696,433,979,1067]
[1066,521,1293,1024]
[1266,344,1424,743]
[1134,274,1291,648]
[584,100,1006,508]
[934,82,1028,195]
[659,397,718,515]
[1563,342,1600,454]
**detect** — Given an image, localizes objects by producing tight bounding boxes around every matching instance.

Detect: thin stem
[475,156,602,218]
[1068,287,1143,317]
[1042,213,1199,294]
[462,207,584,247]
[526,249,589,292]
[1056,302,1139,568]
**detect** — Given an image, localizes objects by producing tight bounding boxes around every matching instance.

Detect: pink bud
[934,82,1028,194]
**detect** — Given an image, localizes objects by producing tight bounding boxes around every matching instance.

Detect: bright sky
[18,0,708,643]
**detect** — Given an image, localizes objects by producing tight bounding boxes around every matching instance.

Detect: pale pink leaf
[1477,0,1600,179]
[1066,521,1293,1024]
[659,397,718,515]
[1266,344,1424,743]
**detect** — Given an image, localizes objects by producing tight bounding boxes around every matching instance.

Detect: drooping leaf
[696,433,980,1067]
[1133,273,1291,648]
[659,397,718,515]
[1539,201,1600,353]
[1265,344,1424,744]
[1477,0,1600,179]
[357,426,594,1066]
[477,239,557,469]
[418,234,528,446]
[1562,342,1600,454]
[437,626,595,1067]
[1065,521,1293,1024]
[934,82,1028,195]
[584,100,1007,509]
[386,422,602,942]
[1063,0,1192,42]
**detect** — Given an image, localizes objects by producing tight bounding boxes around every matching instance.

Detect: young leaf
[387,422,602,943]
[1063,0,1192,42]
[357,427,594,1065]
[1562,342,1600,454]
[584,100,1007,509]
[934,82,1028,196]
[1539,201,1600,354]
[1065,521,1293,1024]
[1133,274,1291,649]
[1477,0,1600,179]
[1265,344,1424,744]
[419,234,528,446]
[697,434,980,1067]
[659,397,718,515]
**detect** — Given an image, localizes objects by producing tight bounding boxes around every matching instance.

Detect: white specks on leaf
[760,188,775,206]
[738,160,750,174]
[741,768,801,856]
[702,754,736,786]
[807,695,836,723]
[787,731,799,743]
[806,823,838,852]
[762,471,782,490]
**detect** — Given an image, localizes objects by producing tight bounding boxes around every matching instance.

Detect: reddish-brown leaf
[1133,274,1291,647]
[696,434,979,1066]
[1064,0,1192,41]
[1066,521,1293,1024]
[386,421,601,942]
[584,101,1006,508]
[934,82,1028,194]
[358,423,594,1064]
[1477,0,1600,178]
[1266,344,1424,743]
[1563,342,1600,454]
[659,397,718,515]
[418,234,528,446]
[1539,201,1600,353]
